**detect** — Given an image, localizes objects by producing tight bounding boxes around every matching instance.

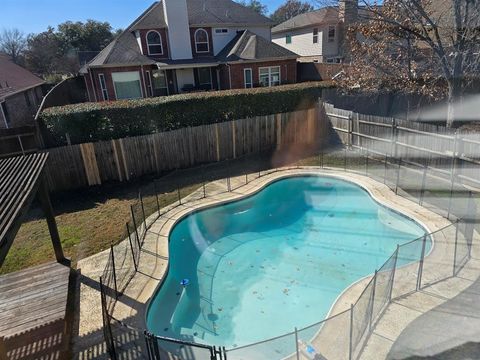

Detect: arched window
[194,29,209,53]
[146,30,163,55]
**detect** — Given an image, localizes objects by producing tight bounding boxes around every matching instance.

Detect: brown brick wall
[227,59,297,89]
[87,65,157,101]
[139,28,169,60]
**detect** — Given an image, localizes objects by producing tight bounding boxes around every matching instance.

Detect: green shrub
[40,81,333,144]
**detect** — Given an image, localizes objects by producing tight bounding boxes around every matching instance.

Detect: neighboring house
[0,54,45,129]
[271,0,359,63]
[81,0,298,102]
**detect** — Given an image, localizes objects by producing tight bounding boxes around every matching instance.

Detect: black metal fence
[98,113,479,359]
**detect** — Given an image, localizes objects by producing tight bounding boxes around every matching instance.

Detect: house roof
[217,30,298,62]
[272,7,340,34]
[131,0,274,30]
[0,54,45,100]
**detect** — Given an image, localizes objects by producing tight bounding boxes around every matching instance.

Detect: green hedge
[40,81,333,144]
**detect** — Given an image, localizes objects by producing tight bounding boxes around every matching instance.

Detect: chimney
[162,0,193,60]
[339,0,358,27]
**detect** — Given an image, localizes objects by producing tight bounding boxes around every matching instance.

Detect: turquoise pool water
[146,176,428,348]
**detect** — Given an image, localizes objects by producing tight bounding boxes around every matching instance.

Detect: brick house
[0,54,45,129]
[80,0,298,102]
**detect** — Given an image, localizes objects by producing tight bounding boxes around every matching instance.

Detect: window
[244,68,252,88]
[286,34,292,44]
[328,26,336,43]
[197,68,212,88]
[112,71,142,100]
[98,74,109,101]
[152,70,168,95]
[146,30,163,55]
[145,70,153,96]
[313,28,318,43]
[214,28,228,35]
[195,29,209,53]
[259,66,280,87]
[0,101,9,128]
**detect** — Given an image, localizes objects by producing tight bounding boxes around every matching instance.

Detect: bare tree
[338,0,480,127]
[271,0,315,24]
[0,28,27,64]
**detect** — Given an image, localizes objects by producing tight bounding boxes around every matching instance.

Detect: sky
[1,0,292,35]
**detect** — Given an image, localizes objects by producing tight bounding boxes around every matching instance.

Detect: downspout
[140,65,147,98]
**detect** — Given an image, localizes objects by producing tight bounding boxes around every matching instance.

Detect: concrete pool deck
[72,167,479,359]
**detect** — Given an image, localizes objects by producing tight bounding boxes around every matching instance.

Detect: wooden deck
[0,262,72,360]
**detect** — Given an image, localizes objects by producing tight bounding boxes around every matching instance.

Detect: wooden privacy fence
[43,105,328,192]
[324,102,480,189]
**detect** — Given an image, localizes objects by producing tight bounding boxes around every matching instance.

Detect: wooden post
[37,179,67,264]
[0,337,7,360]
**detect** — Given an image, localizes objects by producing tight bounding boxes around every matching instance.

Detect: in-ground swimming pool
[146,175,428,348]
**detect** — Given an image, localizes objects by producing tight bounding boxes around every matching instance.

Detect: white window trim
[146,30,164,56]
[194,28,210,53]
[98,73,109,101]
[243,68,253,88]
[328,25,336,43]
[258,66,281,87]
[145,70,153,96]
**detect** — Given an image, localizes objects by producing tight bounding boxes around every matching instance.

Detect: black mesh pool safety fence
[98,138,479,360]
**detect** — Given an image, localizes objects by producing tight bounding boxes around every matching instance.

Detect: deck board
[0,261,70,339]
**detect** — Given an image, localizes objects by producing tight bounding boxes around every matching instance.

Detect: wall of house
[227,59,297,89]
[0,86,44,129]
[272,24,340,60]
[138,28,170,59]
[189,27,214,58]
[87,65,158,102]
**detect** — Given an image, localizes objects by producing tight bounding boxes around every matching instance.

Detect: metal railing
[99,141,478,360]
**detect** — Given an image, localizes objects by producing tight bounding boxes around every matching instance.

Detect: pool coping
[75,167,455,358]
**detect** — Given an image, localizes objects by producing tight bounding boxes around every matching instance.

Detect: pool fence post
[126,223,138,272]
[294,327,300,360]
[394,156,402,195]
[177,185,182,205]
[383,153,388,185]
[447,132,458,220]
[139,191,147,238]
[368,270,377,332]
[130,205,141,249]
[202,166,207,198]
[153,180,161,217]
[365,148,369,175]
[419,156,429,206]
[320,146,324,168]
[453,219,460,276]
[344,146,347,171]
[110,245,118,298]
[245,170,248,185]
[349,303,354,360]
[416,235,427,290]
[144,331,153,359]
[389,245,399,302]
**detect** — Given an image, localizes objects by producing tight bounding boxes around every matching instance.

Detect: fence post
[153,181,161,216]
[245,171,248,185]
[100,277,117,360]
[419,156,429,206]
[365,148,369,175]
[130,205,141,249]
[395,156,402,195]
[320,146,324,168]
[202,166,207,198]
[389,245,399,302]
[294,327,300,360]
[383,153,388,185]
[349,303,354,360]
[453,219,460,276]
[447,132,458,220]
[139,191,147,236]
[177,185,182,205]
[126,223,138,272]
[344,146,347,171]
[368,270,377,332]
[110,245,118,298]
[416,235,427,290]
[348,114,353,148]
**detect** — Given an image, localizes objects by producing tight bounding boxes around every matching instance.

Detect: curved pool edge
[108,167,452,355]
